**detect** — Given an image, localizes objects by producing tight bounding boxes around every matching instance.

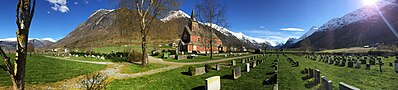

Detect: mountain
[285,0,398,49]
[0,39,54,51]
[52,9,265,50]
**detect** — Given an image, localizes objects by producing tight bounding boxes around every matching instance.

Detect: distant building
[179,10,226,54]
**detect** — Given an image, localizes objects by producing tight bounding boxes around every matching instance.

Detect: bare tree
[132,0,181,66]
[196,0,228,59]
[0,0,36,90]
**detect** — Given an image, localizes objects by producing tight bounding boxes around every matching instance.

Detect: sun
[363,0,378,6]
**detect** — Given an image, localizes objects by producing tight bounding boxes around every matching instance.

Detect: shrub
[188,66,196,76]
[127,50,143,63]
[205,64,211,72]
[81,72,111,90]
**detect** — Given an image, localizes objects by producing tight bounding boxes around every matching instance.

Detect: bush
[81,72,111,90]
[127,50,143,63]
[188,66,196,76]
[205,64,211,72]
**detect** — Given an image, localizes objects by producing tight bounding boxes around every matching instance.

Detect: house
[179,10,226,54]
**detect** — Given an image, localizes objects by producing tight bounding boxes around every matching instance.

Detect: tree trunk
[210,28,213,59]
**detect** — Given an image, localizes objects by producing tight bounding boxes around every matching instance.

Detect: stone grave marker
[360,59,366,64]
[395,59,398,73]
[322,76,332,90]
[242,59,245,63]
[365,64,370,70]
[348,61,354,68]
[216,64,221,71]
[304,67,309,74]
[370,59,375,65]
[100,56,105,60]
[309,68,314,78]
[205,76,221,90]
[339,82,360,90]
[231,60,236,66]
[233,67,241,79]
[195,67,206,76]
[246,63,250,72]
[252,62,257,68]
[315,69,321,84]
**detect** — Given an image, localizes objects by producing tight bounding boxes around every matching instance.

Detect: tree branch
[16,0,21,30]
[0,47,14,76]
[30,0,36,21]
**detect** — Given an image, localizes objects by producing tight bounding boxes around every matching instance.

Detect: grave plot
[281,54,398,89]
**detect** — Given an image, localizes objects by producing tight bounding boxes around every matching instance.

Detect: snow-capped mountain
[317,0,396,31]
[161,10,191,22]
[292,26,319,43]
[89,9,115,18]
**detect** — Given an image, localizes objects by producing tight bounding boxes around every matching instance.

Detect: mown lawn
[107,55,275,90]
[0,54,107,86]
[120,63,169,74]
[164,54,252,63]
[279,54,398,90]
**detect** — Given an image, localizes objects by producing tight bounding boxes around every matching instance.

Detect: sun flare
[363,0,378,6]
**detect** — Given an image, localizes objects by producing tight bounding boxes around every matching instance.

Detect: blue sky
[0,0,367,45]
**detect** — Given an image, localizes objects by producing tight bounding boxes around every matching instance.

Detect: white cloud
[280,28,305,32]
[0,37,58,42]
[85,0,89,4]
[74,1,78,5]
[46,0,69,13]
[47,11,51,14]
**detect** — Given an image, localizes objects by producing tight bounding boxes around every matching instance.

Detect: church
[179,10,226,54]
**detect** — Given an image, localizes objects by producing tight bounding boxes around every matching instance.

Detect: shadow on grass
[191,86,205,90]
[221,75,232,80]
[181,72,191,76]
[301,76,311,80]
[304,80,318,89]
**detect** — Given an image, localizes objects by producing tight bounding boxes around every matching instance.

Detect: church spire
[191,9,196,21]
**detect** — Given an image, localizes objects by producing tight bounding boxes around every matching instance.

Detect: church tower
[190,9,199,31]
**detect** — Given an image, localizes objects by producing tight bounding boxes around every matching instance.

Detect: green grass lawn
[0,54,107,86]
[92,45,174,53]
[279,54,398,90]
[163,54,251,63]
[120,63,169,74]
[107,55,274,90]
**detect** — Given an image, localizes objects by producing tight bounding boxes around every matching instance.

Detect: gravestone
[216,64,221,71]
[233,67,241,79]
[348,61,354,68]
[395,59,398,73]
[389,62,393,67]
[176,55,188,60]
[315,69,321,84]
[252,62,257,68]
[322,76,332,90]
[242,59,245,63]
[205,76,221,90]
[246,63,250,72]
[341,61,346,66]
[231,60,236,66]
[100,56,105,60]
[365,64,370,70]
[360,59,366,64]
[195,67,206,76]
[339,82,360,90]
[309,68,314,78]
[304,67,309,74]
[370,59,375,65]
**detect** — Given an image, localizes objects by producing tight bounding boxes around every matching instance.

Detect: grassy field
[0,54,107,86]
[163,54,251,63]
[278,54,398,89]
[92,45,174,53]
[107,55,275,90]
[120,63,169,74]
